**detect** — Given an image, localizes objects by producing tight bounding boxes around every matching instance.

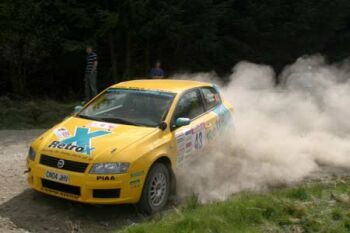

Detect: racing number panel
[172,87,220,166]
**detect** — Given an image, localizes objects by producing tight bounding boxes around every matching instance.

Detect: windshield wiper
[98,117,142,126]
[77,115,142,126]
[77,114,100,121]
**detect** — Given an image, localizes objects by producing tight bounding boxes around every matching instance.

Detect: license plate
[45,170,69,183]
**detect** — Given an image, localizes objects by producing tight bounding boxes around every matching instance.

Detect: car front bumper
[26,159,142,204]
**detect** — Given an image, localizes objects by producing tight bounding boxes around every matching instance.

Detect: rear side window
[173,89,205,120]
[201,87,221,110]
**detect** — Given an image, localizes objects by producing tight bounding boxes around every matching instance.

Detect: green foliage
[0,96,76,129]
[0,0,350,97]
[182,194,200,211]
[119,179,350,233]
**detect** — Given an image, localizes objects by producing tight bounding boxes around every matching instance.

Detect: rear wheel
[138,163,170,214]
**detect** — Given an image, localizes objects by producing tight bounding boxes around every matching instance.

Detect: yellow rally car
[26,79,233,214]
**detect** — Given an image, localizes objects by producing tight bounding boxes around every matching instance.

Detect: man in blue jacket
[150,60,165,78]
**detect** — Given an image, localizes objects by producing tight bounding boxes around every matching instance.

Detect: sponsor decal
[129,170,143,187]
[130,171,144,178]
[212,104,232,126]
[207,104,234,140]
[175,123,205,166]
[96,175,116,181]
[49,127,111,156]
[129,179,140,188]
[89,122,118,131]
[41,187,79,199]
[185,130,192,136]
[207,129,215,141]
[177,137,184,143]
[48,141,84,153]
[54,128,70,140]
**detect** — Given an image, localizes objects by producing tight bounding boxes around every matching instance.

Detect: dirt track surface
[0,130,350,233]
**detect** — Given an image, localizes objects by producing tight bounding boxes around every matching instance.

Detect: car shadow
[0,189,145,233]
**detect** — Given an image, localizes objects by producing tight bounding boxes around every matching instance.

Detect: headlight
[90,162,130,174]
[28,147,36,161]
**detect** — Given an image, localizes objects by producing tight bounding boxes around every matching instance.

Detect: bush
[0,97,77,129]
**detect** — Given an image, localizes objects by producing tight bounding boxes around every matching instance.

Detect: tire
[137,163,171,215]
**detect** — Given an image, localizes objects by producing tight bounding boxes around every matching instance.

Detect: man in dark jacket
[85,46,98,101]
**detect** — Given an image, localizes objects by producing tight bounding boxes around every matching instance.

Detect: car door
[199,86,225,141]
[171,88,214,166]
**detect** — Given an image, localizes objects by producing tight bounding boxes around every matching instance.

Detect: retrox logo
[48,127,110,155]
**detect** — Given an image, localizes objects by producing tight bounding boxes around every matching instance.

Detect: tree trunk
[9,63,26,96]
[124,31,132,80]
[108,32,118,83]
[145,39,150,76]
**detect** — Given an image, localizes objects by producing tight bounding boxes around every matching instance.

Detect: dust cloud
[175,55,350,203]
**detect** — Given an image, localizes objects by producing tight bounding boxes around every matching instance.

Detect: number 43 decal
[194,132,203,150]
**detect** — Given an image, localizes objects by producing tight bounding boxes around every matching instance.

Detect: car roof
[111,79,212,94]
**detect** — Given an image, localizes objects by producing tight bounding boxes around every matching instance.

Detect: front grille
[42,179,81,196]
[93,189,120,198]
[40,154,89,173]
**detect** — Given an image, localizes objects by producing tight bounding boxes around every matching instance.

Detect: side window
[173,89,205,120]
[201,87,221,110]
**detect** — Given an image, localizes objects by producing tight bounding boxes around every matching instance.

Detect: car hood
[39,117,158,162]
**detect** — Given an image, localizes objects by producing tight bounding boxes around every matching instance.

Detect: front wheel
[137,163,170,214]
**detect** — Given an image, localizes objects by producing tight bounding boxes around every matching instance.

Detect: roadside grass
[120,178,350,233]
[0,96,77,129]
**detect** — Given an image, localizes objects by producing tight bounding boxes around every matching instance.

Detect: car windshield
[78,88,175,127]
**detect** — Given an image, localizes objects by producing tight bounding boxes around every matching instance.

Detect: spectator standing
[85,46,98,101]
[149,60,165,78]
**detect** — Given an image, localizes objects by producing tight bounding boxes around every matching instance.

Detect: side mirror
[158,122,167,131]
[175,118,191,128]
